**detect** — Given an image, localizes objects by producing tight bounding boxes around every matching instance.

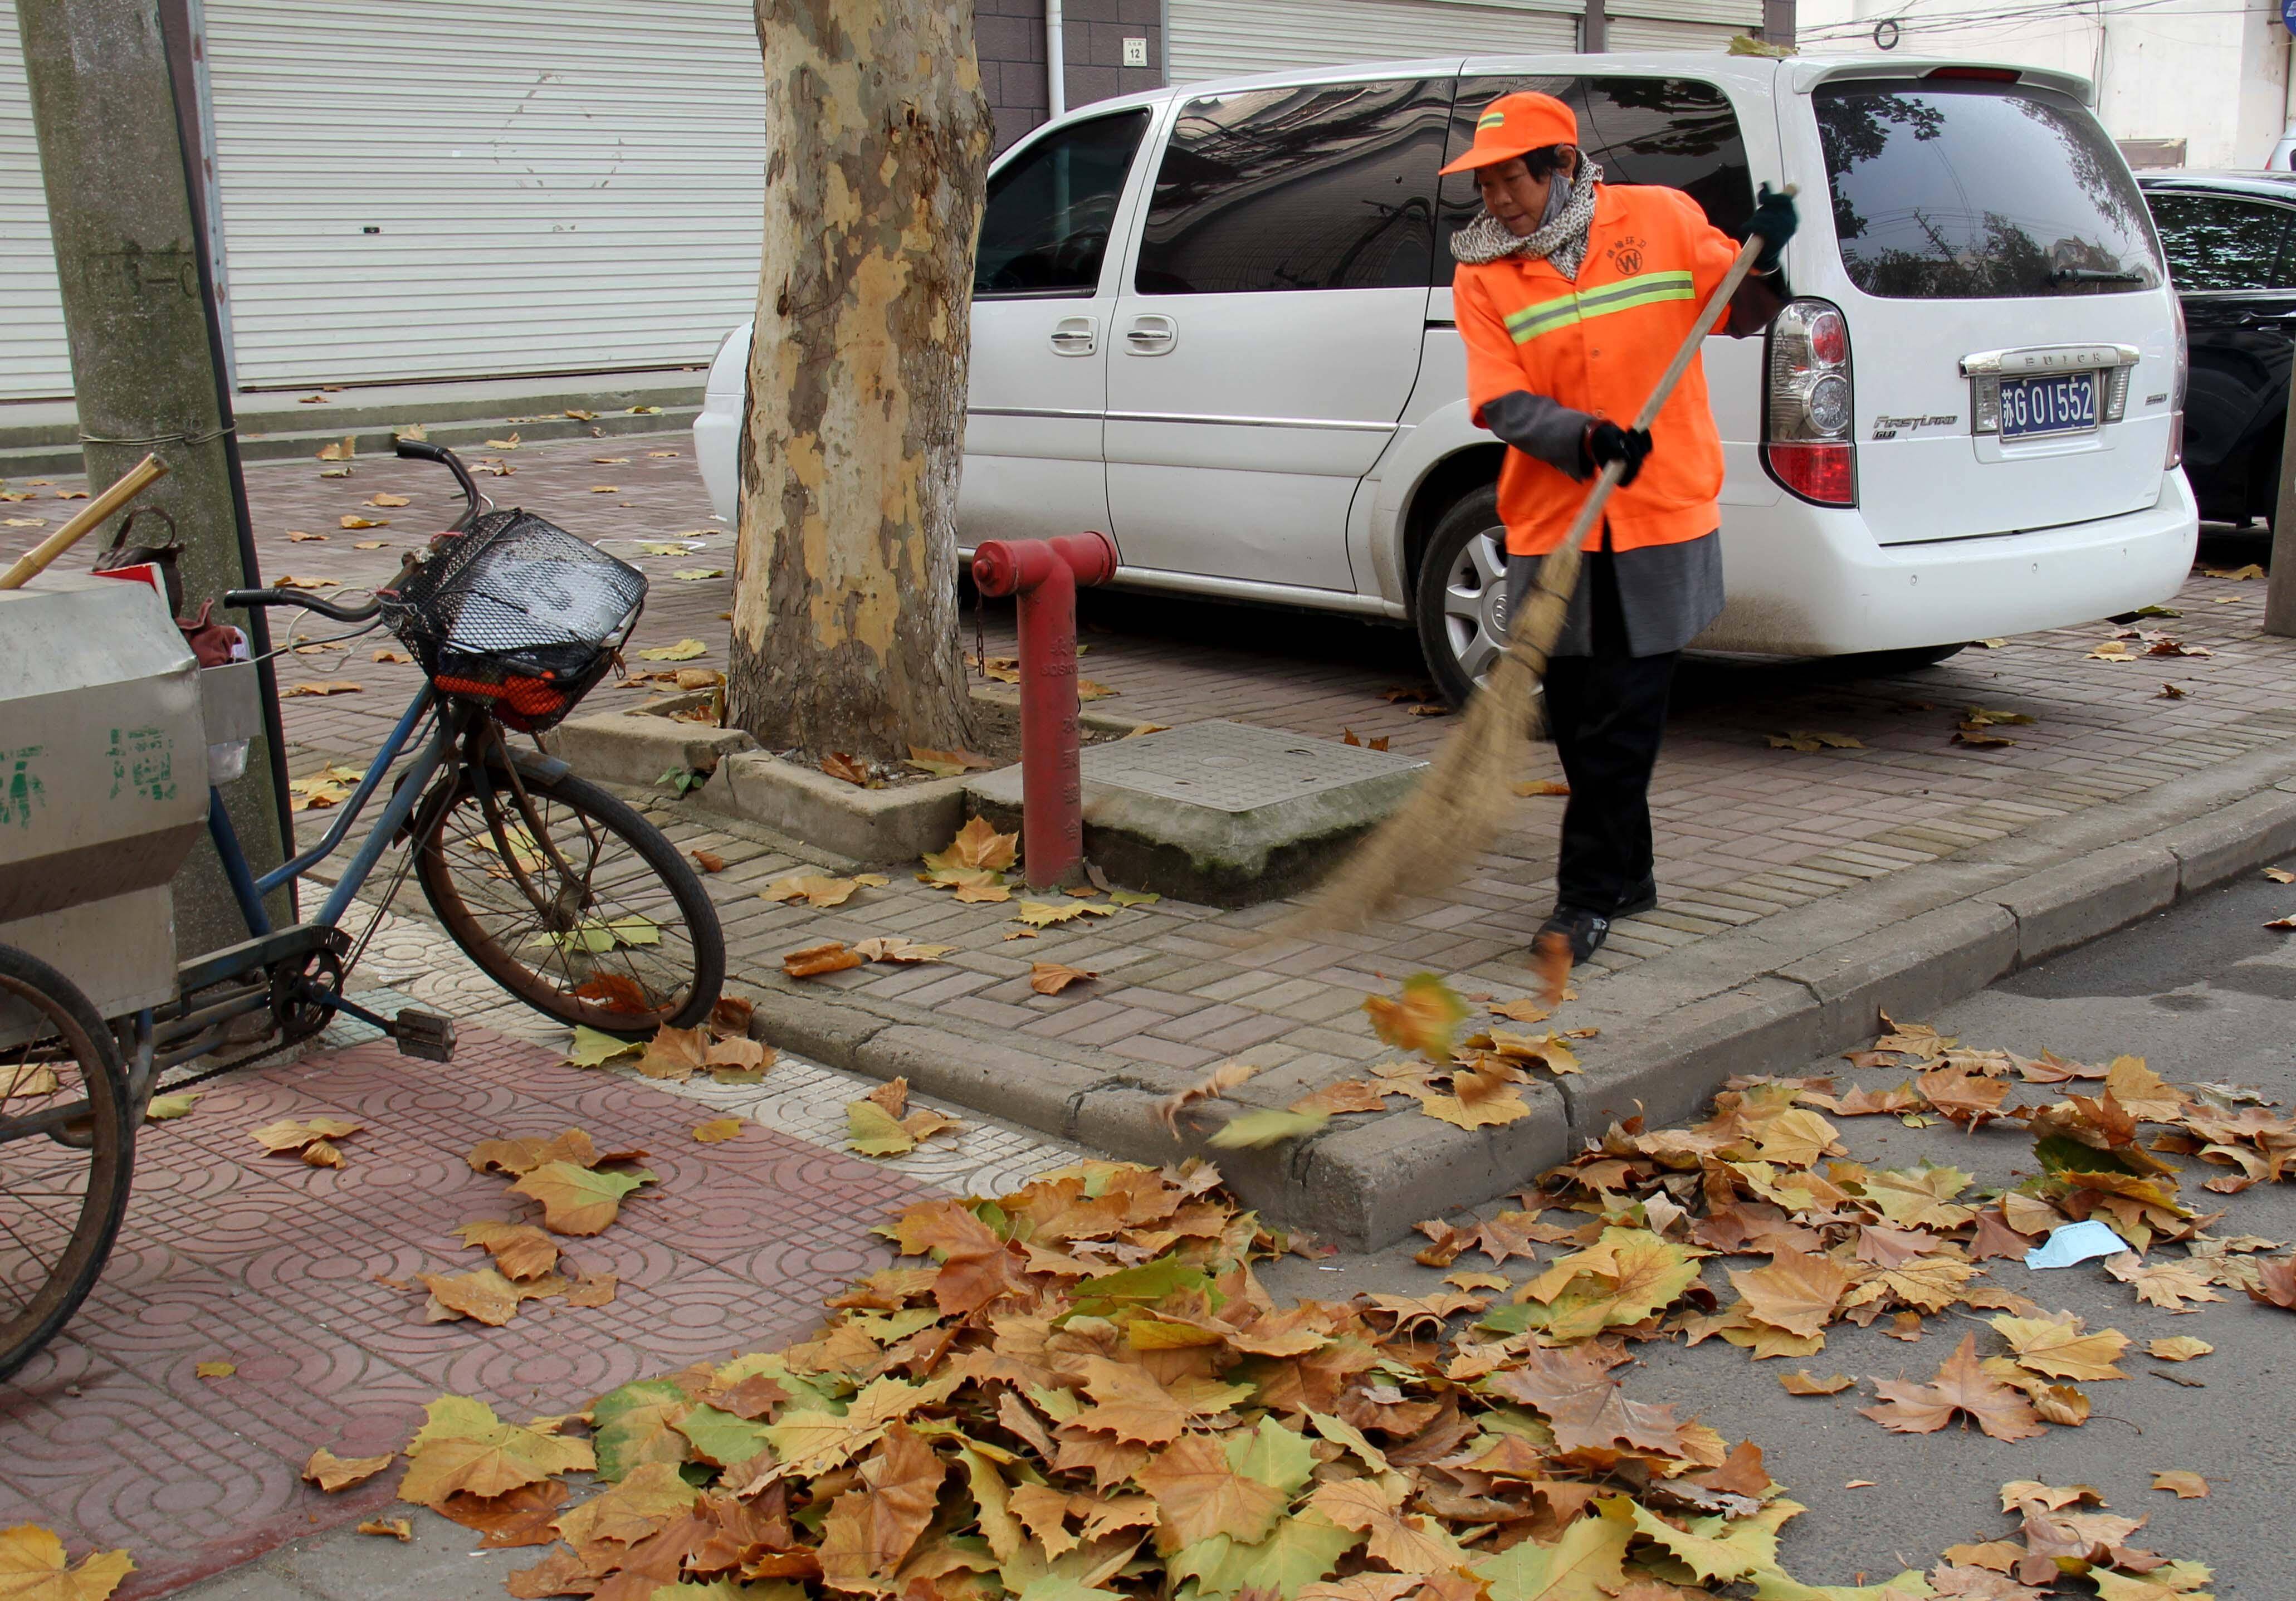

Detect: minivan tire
[1416,484,1512,707]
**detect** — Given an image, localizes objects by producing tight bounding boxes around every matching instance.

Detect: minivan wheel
[1415,485,1511,706]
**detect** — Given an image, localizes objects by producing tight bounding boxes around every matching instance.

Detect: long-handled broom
[1285,226,1776,968]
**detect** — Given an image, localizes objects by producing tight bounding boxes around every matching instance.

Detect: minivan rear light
[1764,297,1857,507]
[2166,295,2188,470]
[1767,443,1857,504]
[1927,66,2020,82]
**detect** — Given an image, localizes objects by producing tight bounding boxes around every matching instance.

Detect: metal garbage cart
[0,572,208,1378]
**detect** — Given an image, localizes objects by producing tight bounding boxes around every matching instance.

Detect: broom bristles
[1281,542,1583,935]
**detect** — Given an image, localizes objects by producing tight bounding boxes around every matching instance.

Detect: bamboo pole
[0,453,168,591]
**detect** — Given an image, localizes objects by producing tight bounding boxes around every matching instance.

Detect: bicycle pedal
[392,1008,458,1062]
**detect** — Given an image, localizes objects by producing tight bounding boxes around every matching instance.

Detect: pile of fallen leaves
[344,1136,2251,1601]
[569,996,773,1082]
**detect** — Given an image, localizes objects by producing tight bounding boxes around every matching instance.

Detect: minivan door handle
[1124,315,1178,355]
[1048,315,1098,357]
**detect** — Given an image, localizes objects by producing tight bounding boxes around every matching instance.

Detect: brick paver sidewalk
[8,439,2293,1118]
[0,888,1077,1597]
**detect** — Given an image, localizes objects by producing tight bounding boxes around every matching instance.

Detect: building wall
[1795,0,2290,169]
[976,0,1167,153]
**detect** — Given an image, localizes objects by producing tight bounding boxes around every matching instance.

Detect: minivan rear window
[1815,80,2162,299]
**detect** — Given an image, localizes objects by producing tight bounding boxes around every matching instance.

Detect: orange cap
[1439,91,1579,177]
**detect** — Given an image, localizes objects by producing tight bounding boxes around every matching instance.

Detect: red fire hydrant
[970,531,1119,889]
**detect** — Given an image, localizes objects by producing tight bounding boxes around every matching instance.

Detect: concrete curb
[726,736,2296,1252]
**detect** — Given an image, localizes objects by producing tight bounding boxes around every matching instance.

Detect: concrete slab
[966,720,1429,905]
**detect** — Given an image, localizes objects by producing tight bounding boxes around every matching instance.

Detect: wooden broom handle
[0,453,170,591]
[1551,225,1775,557]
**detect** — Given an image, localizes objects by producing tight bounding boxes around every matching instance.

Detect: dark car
[2138,170,2296,527]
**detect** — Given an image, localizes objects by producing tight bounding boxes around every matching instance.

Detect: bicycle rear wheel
[0,946,133,1383]
[415,763,724,1037]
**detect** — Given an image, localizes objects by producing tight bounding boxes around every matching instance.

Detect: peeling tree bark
[732,0,990,760]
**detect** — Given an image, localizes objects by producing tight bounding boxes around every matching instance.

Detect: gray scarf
[1449,155,1603,280]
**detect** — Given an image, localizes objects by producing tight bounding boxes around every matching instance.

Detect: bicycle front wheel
[0,945,133,1383]
[415,764,724,1037]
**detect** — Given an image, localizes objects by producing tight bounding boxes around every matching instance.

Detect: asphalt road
[192,858,2296,1600]
[1268,852,2296,1598]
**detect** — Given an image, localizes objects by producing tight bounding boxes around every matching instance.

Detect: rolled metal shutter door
[200,0,767,388]
[1166,0,1577,85]
[1601,0,1762,50]
[0,0,74,403]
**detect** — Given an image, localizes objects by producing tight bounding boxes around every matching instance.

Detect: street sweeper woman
[1446,90,1798,964]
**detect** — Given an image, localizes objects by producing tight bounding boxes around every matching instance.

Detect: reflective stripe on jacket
[1456,184,1742,557]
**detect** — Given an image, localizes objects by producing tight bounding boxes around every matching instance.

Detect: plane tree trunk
[728,0,990,762]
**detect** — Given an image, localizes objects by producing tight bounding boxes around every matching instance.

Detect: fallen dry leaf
[924,817,1019,873]
[1512,779,1570,797]
[692,1117,745,1144]
[357,1518,413,1540]
[1858,1334,2045,1440]
[194,1360,235,1380]
[1779,1370,1854,1395]
[1156,1061,1257,1133]
[302,1446,395,1492]
[763,873,886,909]
[690,850,726,873]
[2145,1336,2212,1361]
[279,680,363,697]
[784,941,865,979]
[2151,1471,2209,1499]
[1030,961,1098,995]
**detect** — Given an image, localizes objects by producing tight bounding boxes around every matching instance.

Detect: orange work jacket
[1455,183,1743,557]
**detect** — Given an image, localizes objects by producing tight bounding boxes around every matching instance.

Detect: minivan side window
[975,110,1152,298]
[1132,80,1452,295]
[1437,76,1755,277]
[2147,193,2296,292]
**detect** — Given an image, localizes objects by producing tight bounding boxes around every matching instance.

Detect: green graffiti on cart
[108,726,176,803]
[1,745,46,828]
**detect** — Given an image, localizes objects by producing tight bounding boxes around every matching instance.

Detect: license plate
[1999,371,2098,440]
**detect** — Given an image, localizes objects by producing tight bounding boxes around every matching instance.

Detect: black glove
[1582,421,1653,487]
[1746,182,1797,272]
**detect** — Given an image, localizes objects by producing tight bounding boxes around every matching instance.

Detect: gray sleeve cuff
[1482,390,1592,477]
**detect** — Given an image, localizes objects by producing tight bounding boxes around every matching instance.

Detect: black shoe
[1537,906,1612,965]
[1615,878,1657,918]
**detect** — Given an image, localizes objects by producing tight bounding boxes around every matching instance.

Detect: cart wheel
[0,945,133,1383]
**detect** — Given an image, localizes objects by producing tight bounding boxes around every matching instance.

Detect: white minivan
[695,52,2196,702]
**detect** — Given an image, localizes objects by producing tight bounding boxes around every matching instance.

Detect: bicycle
[0,438,725,1380]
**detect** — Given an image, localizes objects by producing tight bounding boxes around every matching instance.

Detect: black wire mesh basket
[379,510,647,733]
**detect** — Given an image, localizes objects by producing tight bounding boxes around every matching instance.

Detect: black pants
[1540,550,1678,915]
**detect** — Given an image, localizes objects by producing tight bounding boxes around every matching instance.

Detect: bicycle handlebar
[393,437,487,530]
[224,587,383,623]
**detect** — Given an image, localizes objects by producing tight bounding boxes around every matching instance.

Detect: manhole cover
[1079,719,1427,813]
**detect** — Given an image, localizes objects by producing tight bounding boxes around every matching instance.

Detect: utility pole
[2268,379,2296,636]
[15,0,295,955]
